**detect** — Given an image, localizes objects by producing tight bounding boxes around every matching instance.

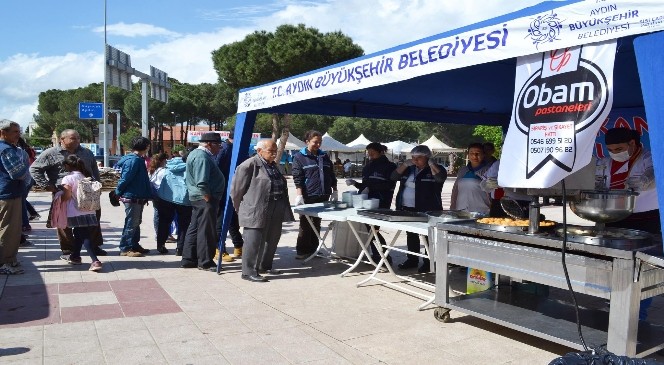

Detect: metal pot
[568,189,639,223]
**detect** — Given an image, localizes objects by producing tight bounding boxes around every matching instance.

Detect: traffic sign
[79,102,104,119]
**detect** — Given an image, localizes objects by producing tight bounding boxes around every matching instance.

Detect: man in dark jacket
[115,136,153,257]
[30,129,106,256]
[391,145,446,273]
[291,130,337,259]
[181,132,225,271]
[215,131,244,262]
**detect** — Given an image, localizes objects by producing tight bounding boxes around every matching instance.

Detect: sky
[0,0,549,130]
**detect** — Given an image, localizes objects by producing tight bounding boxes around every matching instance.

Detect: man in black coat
[215,132,244,262]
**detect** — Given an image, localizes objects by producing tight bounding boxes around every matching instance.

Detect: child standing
[59,155,102,272]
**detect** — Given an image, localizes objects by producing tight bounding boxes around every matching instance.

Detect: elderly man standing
[30,129,106,256]
[181,132,225,271]
[0,120,30,275]
[231,139,294,282]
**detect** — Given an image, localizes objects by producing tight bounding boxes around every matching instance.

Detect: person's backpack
[76,177,102,211]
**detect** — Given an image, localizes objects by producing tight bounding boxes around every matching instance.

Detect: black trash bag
[108,191,120,207]
[548,348,664,365]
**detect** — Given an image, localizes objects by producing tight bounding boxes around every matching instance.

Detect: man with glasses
[30,129,107,256]
[181,132,225,271]
[231,139,293,282]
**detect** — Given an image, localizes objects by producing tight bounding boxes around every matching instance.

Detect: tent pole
[634,32,664,240]
[217,111,257,273]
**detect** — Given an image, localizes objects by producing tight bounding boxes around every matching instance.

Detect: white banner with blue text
[237,0,662,113]
[499,40,616,188]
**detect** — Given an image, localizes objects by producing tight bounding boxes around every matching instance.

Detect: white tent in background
[421,135,465,153]
[347,134,372,151]
[322,132,356,152]
[384,140,416,155]
[277,131,306,150]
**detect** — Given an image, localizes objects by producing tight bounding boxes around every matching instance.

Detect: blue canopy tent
[219,0,664,255]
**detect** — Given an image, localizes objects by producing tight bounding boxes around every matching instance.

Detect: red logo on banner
[549,48,571,73]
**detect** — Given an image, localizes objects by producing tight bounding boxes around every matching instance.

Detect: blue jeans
[119,202,144,252]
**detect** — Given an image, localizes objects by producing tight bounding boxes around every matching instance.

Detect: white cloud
[1,0,546,130]
[0,52,103,127]
[93,22,181,38]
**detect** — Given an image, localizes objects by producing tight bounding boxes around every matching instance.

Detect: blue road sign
[79,102,104,119]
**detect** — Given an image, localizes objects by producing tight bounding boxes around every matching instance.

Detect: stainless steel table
[292,203,362,263]
[433,221,664,357]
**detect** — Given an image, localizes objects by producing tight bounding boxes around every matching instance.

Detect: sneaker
[89,261,103,272]
[233,247,243,258]
[221,252,235,262]
[133,245,150,254]
[0,264,24,275]
[157,246,169,254]
[29,213,41,221]
[60,255,82,265]
[120,250,144,257]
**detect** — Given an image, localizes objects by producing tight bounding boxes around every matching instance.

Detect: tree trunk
[275,114,291,173]
[180,120,185,147]
[271,113,279,140]
[170,126,174,151]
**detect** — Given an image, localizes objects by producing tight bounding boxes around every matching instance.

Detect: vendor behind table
[596,127,660,322]
[450,143,491,215]
[292,130,338,259]
[391,145,447,273]
[346,142,397,263]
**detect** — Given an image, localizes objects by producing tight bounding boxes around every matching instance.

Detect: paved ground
[1,177,662,364]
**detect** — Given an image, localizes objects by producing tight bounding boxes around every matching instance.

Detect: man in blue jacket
[0,120,30,275]
[115,136,153,257]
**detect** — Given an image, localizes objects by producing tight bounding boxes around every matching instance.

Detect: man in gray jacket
[231,139,294,282]
[30,129,106,256]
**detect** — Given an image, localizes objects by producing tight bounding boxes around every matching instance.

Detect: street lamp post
[109,109,121,155]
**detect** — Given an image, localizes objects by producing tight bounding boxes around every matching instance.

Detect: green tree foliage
[472,125,504,155]
[212,24,363,160]
[417,122,480,149]
[118,127,142,151]
[327,117,421,144]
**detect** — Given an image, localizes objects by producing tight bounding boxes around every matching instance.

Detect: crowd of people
[1,120,659,320]
[0,123,297,283]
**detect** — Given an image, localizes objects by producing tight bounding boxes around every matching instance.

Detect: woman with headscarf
[391,145,447,273]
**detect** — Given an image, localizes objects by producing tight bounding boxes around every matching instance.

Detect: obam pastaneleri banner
[499,40,616,188]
